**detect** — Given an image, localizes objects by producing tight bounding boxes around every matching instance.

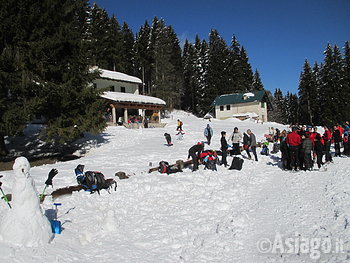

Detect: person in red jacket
[323,126,333,163]
[286,126,302,171]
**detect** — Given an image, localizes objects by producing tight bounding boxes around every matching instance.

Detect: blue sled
[50,219,62,234]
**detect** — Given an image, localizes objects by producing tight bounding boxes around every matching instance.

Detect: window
[93,83,97,89]
[226,105,231,111]
[121,87,126,93]
[220,106,224,111]
[261,102,265,108]
[110,86,115,92]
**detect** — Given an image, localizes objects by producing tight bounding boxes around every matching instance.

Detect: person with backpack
[247,129,258,161]
[220,131,228,167]
[286,126,301,171]
[187,142,204,171]
[229,127,242,155]
[204,124,213,145]
[176,119,183,131]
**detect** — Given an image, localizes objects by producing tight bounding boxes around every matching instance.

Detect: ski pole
[40,168,58,201]
[0,183,11,208]
[39,185,47,201]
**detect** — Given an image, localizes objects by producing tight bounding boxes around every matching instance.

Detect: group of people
[279,123,350,171]
[186,125,258,172]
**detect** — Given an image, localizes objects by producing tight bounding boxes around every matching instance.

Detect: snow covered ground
[0,111,349,263]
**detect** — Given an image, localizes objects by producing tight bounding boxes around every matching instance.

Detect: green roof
[212,90,267,106]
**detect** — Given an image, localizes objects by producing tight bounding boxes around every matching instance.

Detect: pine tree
[134,20,152,94]
[319,43,343,126]
[182,40,196,111]
[0,0,43,155]
[285,92,299,125]
[252,69,264,91]
[298,59,316,124]
[25,0,105,146]
[204,29,229,113]
[120,22,135,75]
[87,3,113,69]
[227,34,241,93]
[238,46,254,92]
[343,41,350,121]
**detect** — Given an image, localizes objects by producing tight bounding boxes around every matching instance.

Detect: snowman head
[13,157,31,178]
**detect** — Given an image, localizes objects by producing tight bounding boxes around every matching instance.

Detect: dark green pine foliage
[182,40,196,112]
[311,62,322,125]
[238,46,254,92]
[28,0,106,145]
[0,0,43,155]
[285,92,299,125]
[134,21,152,94]
[150,18,183,109]
[270,88,287,124]
[343,41,350,121]
[227,34,241,93]
[319,44,343,126]
[87,3,114,69]
[298,59,317,125]
[203,29,229,113]
[252,69,264,91]
[120,22,135,75]
[108,15,123,71]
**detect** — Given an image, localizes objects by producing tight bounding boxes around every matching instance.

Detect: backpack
[158,161,170,174]
[261,145,269,155]
[84,171,109,194]
[229,157,244,170]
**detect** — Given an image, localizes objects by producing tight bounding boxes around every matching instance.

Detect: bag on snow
[84,171,109,193]
[260,145,269,155]
[229,157,244,170]
[158,161,170,174]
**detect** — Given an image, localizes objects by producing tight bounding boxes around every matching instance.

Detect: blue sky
[93,0,350,95]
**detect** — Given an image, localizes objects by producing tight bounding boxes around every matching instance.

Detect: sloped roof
[97,68,142,84]
[101,91,166,105]
[212,90,266,106]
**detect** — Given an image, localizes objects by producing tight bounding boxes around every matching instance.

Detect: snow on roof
[243,92,255,97]
[101,91,166,105]
[232,112,259,118]
[97,68,142,84]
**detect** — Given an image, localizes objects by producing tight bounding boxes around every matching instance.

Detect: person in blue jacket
[204,124,214,145]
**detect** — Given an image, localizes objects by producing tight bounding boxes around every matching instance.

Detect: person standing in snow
[164,133,172,146]
[243,131,251,158]
[176,119,183,131]
[332,125,342,157]
[301,133,313,170]
[286,126,301,171]
[280,130,290,170]
[220,131,228,167]
[314,134,325,169]
[204,124,213,145]
[229,127,243,155]
[247,129,258,161]
[188,142,204,171]
[323,126,333,163]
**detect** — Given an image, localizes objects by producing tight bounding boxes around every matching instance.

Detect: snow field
[0,111,349,262]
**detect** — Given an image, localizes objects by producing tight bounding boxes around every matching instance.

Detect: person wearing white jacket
[229,127,243,155]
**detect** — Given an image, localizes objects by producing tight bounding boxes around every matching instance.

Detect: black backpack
[229,157,244,170]
[158,161,170,174]
[84,171,109,194]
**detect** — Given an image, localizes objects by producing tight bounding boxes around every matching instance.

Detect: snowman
[0,157,53,246]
